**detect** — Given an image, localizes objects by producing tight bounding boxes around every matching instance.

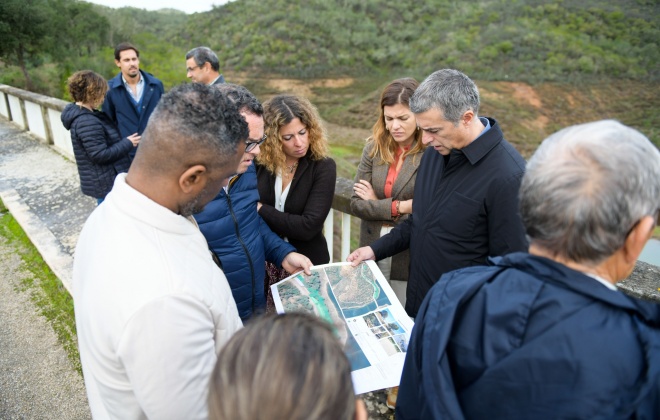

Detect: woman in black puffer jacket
[61,70,139,204]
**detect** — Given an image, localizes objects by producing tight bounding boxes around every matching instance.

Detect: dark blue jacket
[61,103,133,199]
[397,253,660,419]
[102,70,164,159]
[194,164,295,320]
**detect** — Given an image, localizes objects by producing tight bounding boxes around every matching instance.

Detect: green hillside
[0,0,658,155]
[187,0,659,82]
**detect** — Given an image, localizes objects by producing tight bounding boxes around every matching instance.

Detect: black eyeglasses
[245,134,267,152]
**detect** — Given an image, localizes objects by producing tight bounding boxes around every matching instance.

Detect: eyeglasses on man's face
[186,65,201,73]
[245,134,267,152]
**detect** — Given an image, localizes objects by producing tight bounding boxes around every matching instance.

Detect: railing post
[341,212,351,261]
[324,210,334,262]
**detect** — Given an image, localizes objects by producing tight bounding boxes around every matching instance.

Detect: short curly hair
[67,70,108,106]
[258,94,328,174]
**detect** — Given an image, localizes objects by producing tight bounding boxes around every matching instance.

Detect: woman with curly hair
[61,70,139,204]
[256,95,336,305]
[350,78,425,307]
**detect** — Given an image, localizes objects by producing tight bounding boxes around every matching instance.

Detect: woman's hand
[398,199,413,215]
[257,202,262,212]
[353,179,377,201]
[127,133,140,147]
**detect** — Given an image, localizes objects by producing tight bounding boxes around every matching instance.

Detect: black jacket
[256,155,336,265]
[371,118,528,317]
[61,103,133,199]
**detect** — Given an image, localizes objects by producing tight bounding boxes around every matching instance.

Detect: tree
[0,0,50,90]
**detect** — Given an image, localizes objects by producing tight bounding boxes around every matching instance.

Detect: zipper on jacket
[225,192,257,316]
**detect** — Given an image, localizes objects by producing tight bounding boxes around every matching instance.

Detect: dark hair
[114,42,140,61]
[66,70,108,105]
[138,83,248,174]
[369,78,424,165]
[213,83,263,116]
[186,46,220,72]
[209,313,356,420]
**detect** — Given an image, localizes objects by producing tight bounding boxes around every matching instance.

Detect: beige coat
[350,142,422,282]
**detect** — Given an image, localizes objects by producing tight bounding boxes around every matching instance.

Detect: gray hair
[209,313,356,420]
[410,69,480,124]
[520,119,660,265]
[186,46,220,72]
[137,83,248,174]
[214,83,263,116]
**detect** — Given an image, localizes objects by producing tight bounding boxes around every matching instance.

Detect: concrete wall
[0,85,72,160]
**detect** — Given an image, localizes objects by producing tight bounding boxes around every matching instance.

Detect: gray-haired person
[349,69,528,318]
[186,46,225,85]
[397,120,660,419]
[73,83,246,419]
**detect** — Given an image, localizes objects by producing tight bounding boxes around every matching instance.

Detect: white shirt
[586,272,618,291]
[121,73,144,102]
[73,174,242,420]
[274,173,291,242]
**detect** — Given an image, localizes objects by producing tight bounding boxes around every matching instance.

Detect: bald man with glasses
[195,84,312,321]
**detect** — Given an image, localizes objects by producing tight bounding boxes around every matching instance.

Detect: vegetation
[0,199,81,373]
[0,0,657,149]
[188,0,658,82]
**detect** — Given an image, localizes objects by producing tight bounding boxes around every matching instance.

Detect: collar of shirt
[585,272,618,291]
[394,144,411,159]
[223,173,240,193]
[121,72,144,101]
[208,75,223,85]
[458,117,500,166]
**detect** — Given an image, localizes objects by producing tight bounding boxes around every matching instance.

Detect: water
[639,239,660,267]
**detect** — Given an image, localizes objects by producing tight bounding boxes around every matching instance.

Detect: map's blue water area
[304,277,332,323]
[328,284,371,371]
[342,301,378,319]
[341,265,392,318]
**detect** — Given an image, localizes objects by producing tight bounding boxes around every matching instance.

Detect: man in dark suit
[186,46,226,85]
[102,42,164,161]
[348,69,528,318]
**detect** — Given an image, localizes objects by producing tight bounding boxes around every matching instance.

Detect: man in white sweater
[73,83,247,419]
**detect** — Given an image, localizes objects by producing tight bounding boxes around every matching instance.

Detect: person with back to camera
[61,70,140,205]
[208,313,368,420]
[256,94,336,308]
[396,120,660,419]
[350,78,425,307]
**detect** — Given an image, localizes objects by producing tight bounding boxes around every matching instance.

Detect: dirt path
[0,234,91,420]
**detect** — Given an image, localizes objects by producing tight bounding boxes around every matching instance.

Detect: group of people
[61,42,660,419]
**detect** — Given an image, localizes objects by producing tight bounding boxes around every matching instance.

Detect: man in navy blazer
[102,43,164,161]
